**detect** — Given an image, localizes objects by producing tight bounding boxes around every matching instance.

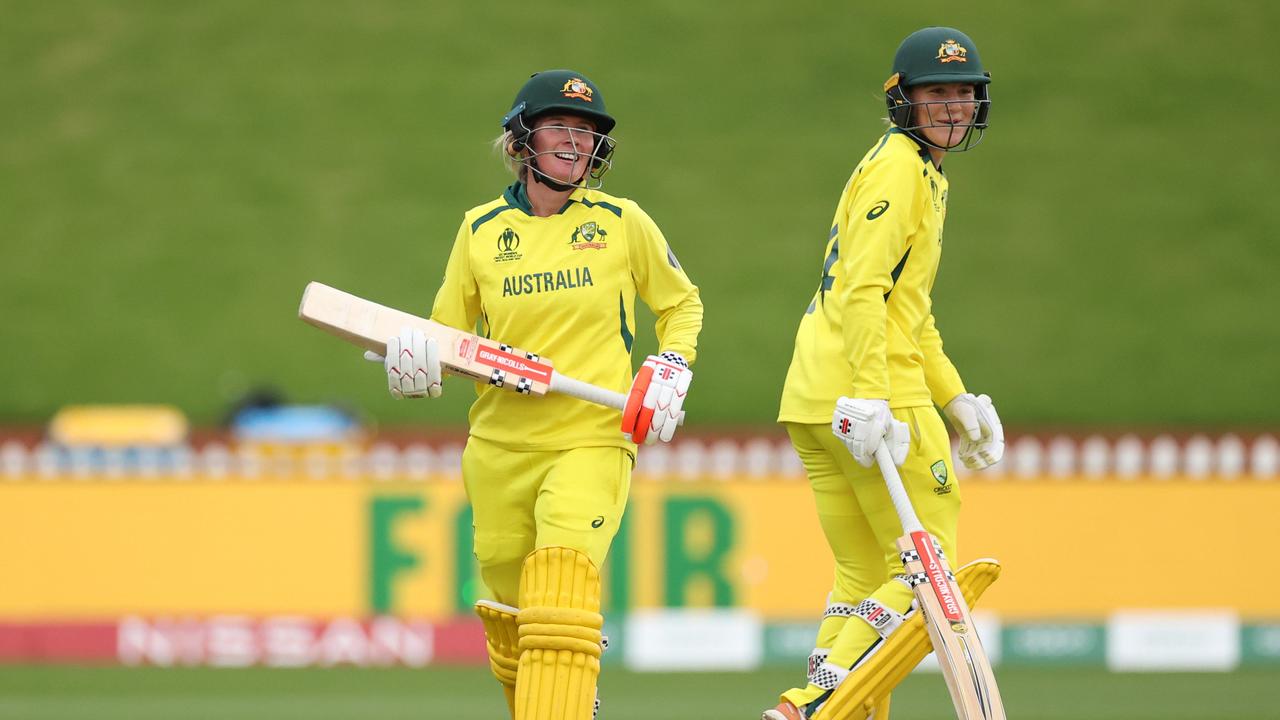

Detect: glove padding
[621,352,691,444]
[363,327,443,399]
[833,397,910,468]
[943,392,1004,469]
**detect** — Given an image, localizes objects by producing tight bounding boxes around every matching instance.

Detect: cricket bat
[875,441,1006,720]
[298,281,626,410]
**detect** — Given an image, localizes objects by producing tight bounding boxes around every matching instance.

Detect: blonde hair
[492,130,528,181]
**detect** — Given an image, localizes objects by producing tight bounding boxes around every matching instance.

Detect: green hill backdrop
[2,0,1276,427]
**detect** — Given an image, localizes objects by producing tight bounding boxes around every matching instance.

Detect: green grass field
[3,1,1278,428]
[0,666,1273,720]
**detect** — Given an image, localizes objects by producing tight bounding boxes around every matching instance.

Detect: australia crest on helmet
[561,78,594,102]
[936,39,968,63]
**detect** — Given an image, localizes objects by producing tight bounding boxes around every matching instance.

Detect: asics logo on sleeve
[866,200,890,221]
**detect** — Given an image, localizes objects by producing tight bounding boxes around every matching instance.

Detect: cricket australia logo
[494,227,523,263]
[561,78,594,102]
[937,39,968,63]
[569,221,608,250]
[931,460,953,496]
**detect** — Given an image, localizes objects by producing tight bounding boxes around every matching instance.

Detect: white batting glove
[833,398,910,468]
[362,327,443,399]
[943,393,1004,469]
[620,352,692,444]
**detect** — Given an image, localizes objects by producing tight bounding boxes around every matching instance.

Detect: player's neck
[927,147,946,169]
[525,177,575,217]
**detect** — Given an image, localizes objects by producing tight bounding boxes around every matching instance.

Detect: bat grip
[549,372,627,411]
[876,441,925,534]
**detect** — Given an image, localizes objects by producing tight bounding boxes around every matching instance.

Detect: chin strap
[529,165,578,193]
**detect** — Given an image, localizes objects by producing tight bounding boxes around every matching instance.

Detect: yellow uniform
[775,129,967,714]
[472,70,704,720]
[434,181,702,452]
[779,129,965,420]
[432,180,702,606]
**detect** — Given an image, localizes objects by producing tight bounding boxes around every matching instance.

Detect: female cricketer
[765,27,1004,720]
[370,70,702,720]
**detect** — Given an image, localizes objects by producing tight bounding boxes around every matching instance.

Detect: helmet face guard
[884,72,991,152]
[503,105,617,189]
[884,27,991,153]
[500,70,618,190]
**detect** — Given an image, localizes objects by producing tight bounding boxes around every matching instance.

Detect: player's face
[908,83,978,149]
[530,115,598,184]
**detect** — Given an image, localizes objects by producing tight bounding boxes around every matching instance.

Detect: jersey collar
[503,181,533,214]
[504,181,590,216]
[888,127,945,172]
[888,127,936,166]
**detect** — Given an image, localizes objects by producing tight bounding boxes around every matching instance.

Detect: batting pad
[812,558,1002,720]
[515,547,604,720]
[476,599,521,718]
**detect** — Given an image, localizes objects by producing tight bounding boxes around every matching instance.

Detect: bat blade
[899,532,1006,720]
[298,281,556,396]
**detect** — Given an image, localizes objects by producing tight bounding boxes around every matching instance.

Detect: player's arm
[923,308,1005,470]
[621,204,702,443]
[625,204,703,363]
[920,312,966,406]
[838,156,916,399]
[830,156,916,466]
[430,219,483,333]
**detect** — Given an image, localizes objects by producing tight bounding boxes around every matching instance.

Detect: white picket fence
[0,434,1276,481]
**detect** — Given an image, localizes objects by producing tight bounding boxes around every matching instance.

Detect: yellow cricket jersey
[432,181,702,451]
[779,129,967,423]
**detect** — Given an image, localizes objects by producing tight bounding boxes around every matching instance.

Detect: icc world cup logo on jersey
[494,227,523,263]
[499,228,520,253]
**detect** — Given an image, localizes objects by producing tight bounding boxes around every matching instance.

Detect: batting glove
[943,393,1004,469]
[363,326,443,399]
[833,397,910,468]
[621,352,691,444]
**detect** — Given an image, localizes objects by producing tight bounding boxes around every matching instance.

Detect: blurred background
[2,1,1278,718]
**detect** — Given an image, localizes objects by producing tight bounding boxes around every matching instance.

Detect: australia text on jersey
[502,266,595,297]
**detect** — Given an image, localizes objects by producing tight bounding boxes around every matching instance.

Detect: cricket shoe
[762,700,806,720]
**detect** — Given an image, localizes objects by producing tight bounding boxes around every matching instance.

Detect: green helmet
[500,69,617,188]
[501,69,616,136]
[890,27,989,86]
[884,27,991,151]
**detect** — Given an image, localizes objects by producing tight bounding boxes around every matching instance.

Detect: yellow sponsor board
[1,475,1276,619]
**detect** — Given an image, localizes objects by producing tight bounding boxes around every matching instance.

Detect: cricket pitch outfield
[0,665,1273,720]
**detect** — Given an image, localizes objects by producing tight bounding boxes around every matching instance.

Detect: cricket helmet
[884,27,991,151]
[500,69,617,188]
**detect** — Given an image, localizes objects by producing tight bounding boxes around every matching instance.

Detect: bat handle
[875,440,925,535]
[549,372,627,411]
